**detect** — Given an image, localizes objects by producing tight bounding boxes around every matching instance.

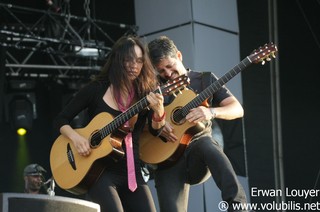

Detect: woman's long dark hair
[94,35,157,100]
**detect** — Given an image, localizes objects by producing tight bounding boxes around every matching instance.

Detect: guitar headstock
[160,74,190,96]
[249,43,278,65]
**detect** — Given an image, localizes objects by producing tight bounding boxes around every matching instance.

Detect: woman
[54,35,165,211]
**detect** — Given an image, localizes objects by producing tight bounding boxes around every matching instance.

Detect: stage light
[17,128,27,136]
[75,46,100,57]
[9,94,34,134]
[5,92,37,135]
[4,80,37,135]
[73,41,106,59]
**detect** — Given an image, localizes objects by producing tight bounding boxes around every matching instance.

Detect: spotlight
[10,94,34,134]
[73,40,106,59]
[5,92,37,135]
[17,128,27,136]
[5,80,37,135]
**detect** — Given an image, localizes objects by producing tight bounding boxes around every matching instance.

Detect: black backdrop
[239,0,320,206]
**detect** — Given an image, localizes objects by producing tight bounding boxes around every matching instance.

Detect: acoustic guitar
[50,75,189,195]
[139,43,278,167]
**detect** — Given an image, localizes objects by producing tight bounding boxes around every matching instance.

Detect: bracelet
[152,111,166,122]
[210,108,216,119]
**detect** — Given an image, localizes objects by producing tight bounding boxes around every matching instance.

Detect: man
[147,36,247,212]
[23,163,47,194]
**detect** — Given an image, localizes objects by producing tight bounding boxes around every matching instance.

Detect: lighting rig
[0,2,138,79]
[0,2,138,134]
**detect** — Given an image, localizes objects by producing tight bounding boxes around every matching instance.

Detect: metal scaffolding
[0,2,138,79]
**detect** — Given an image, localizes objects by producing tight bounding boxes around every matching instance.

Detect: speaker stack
[0,193,100,212]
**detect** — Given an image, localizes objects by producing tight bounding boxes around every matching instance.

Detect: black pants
[155,135,247,212]
[87,169,156,212]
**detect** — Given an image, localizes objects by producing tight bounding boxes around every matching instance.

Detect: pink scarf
[115,86,137,192]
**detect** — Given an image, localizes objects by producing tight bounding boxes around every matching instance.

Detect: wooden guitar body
[139,89,205,167]
[50,112,125,195]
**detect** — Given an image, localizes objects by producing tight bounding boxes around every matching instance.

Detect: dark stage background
[1,0,320,208]
[239,0,320,207]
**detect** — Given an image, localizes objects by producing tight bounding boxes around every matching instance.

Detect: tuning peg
[266,56,271,61]
[271,52,276,58]
[261,60,266,65]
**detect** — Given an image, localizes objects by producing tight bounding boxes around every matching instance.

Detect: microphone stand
[42,177,56,196]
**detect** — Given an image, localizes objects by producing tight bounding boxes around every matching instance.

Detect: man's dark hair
[148,36,178,65]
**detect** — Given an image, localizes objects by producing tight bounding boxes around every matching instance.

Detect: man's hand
[186,106,212,123]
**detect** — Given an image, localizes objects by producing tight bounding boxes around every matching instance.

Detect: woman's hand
[60,125,91,157]
[71,133,92,157]
[146,91,165,130]
[146,92,164,118]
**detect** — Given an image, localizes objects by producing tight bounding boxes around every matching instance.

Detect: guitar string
[91,79,186,143]
[101,77,187,136]
[172,58,251,123]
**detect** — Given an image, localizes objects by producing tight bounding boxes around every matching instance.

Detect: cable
[296,0,320,49]
[308,167,320,205]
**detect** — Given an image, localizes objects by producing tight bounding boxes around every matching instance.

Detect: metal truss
[0,2,138,79]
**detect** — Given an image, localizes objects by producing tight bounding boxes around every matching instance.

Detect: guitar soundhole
[90,130,102,148]
[172,107,185,125]
[67,143,76,170]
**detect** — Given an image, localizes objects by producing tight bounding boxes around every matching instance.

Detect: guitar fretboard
[101,97,149,138]
[177,56,252,120]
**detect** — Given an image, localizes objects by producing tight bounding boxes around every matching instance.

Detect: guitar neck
[100,97,149,139]
[181,56,252,117]
[97,74,191,139]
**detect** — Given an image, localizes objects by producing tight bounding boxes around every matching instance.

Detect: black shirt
[161,69,233,138]
[54,80,149,173]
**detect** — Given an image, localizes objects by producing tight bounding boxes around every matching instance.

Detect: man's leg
[154,157,190,212]
[187,136,247,205]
